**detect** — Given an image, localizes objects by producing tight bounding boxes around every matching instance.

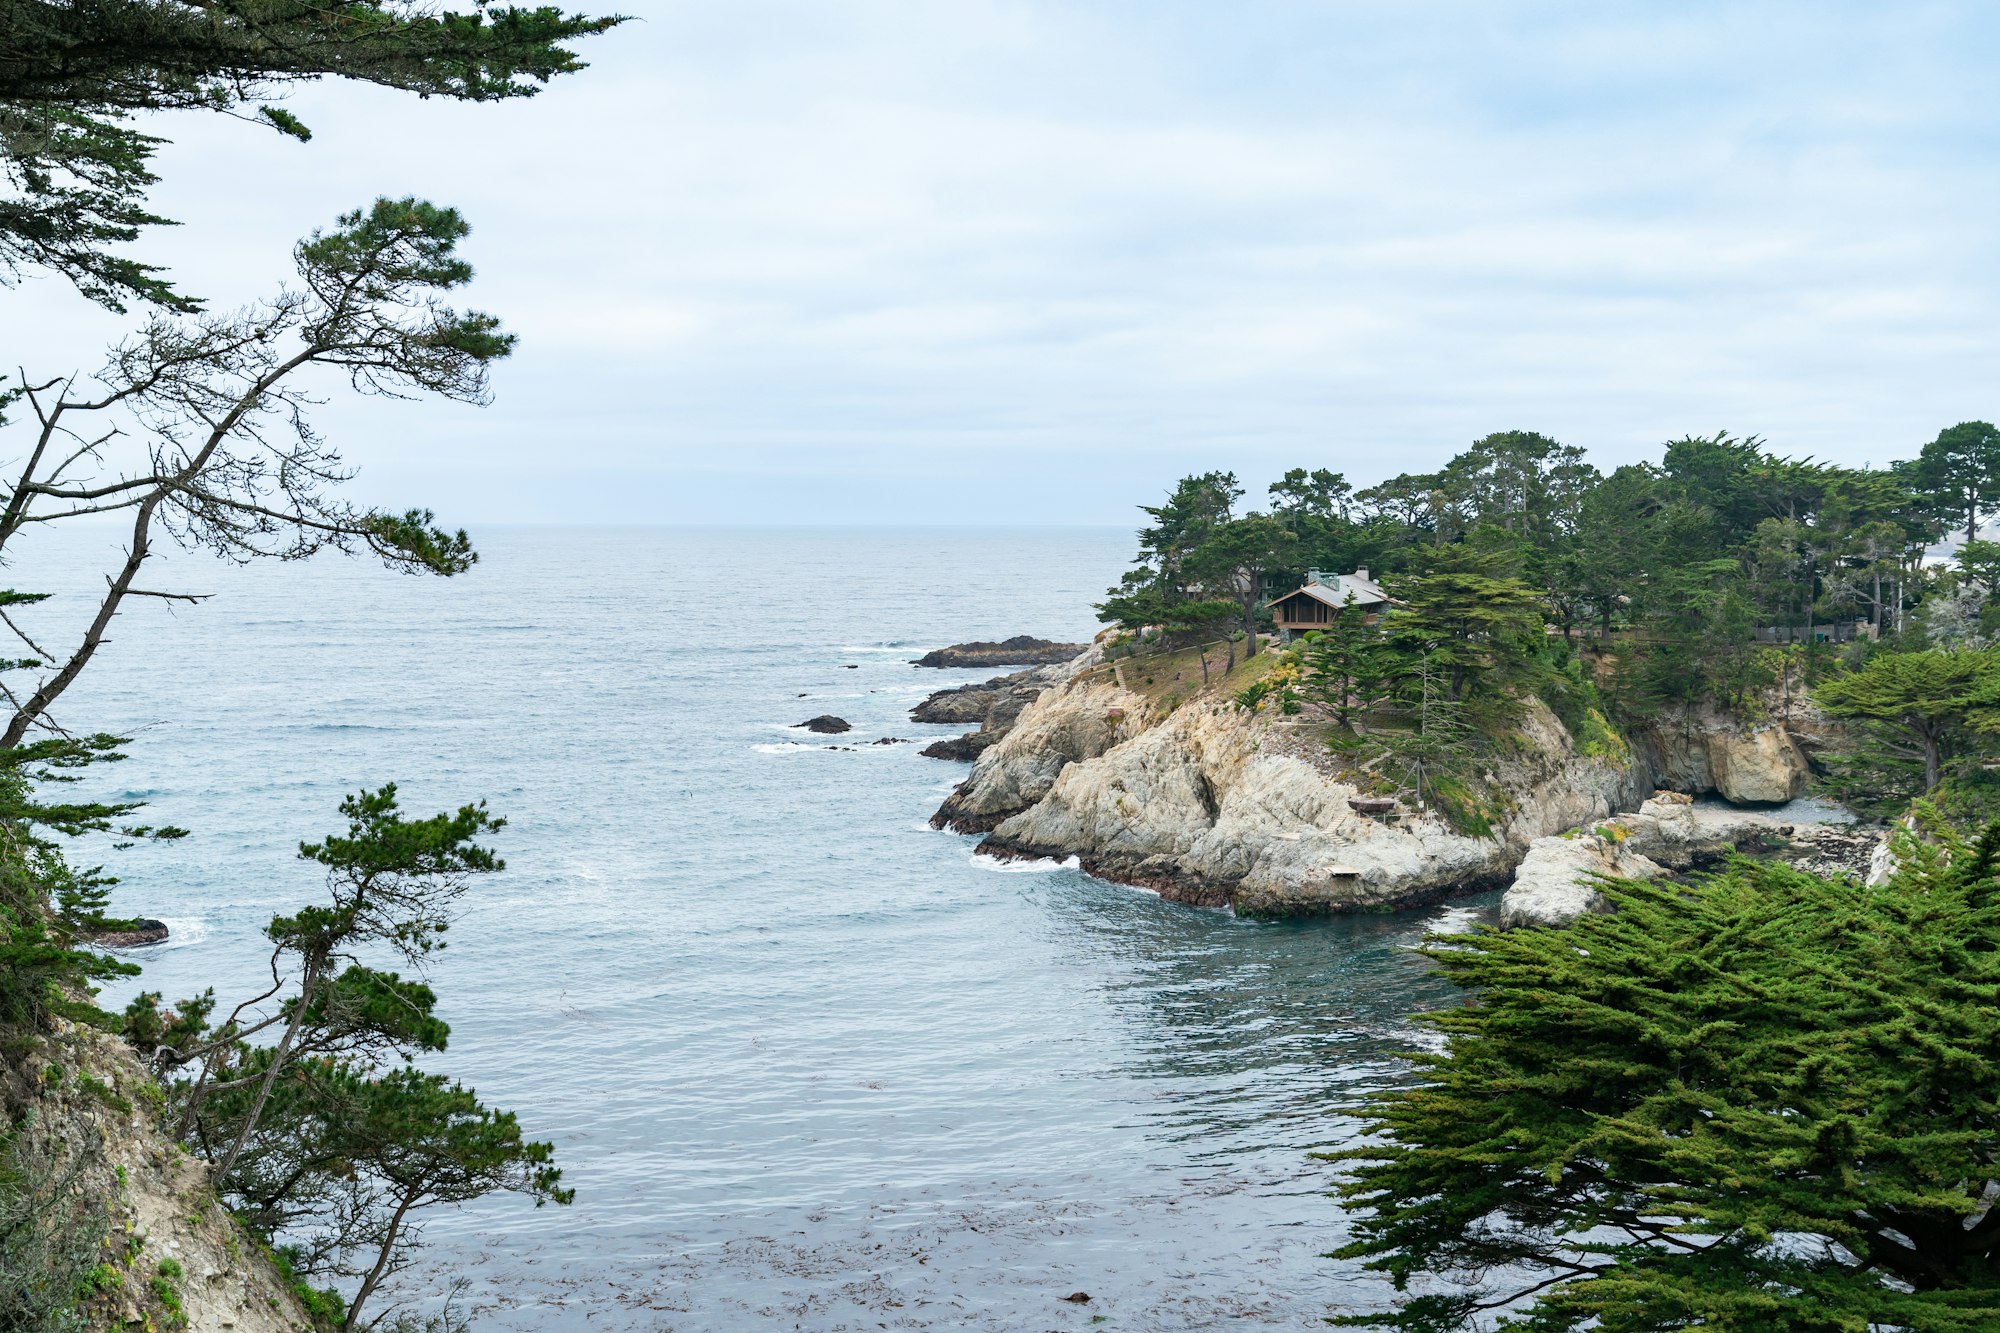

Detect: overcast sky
[11,2,2000,525]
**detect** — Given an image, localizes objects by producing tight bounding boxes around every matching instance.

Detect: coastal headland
[919,639,1875,921]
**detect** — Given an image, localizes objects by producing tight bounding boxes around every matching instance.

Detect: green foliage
[0,738,145,1036]
[1334,821,2000,1330]
[1814,647,2000,791]
[0,0,625,311]
[0,1120,107,1333]
[267,1244,347,1327]
[1104,423,1978,734]
[0,198,517,748]
[1418,772,1496,839]
[1381,548,1543,710]
[1534,652,1630,762]
[138,787,562,1328]
[1298,611,1392,732]
[1616,558,1773,714]
[1910,420,2000,546]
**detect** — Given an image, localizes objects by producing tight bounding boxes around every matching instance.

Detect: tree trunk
[1803,555,1815,646]
[1923,730,1943,792]
[213,958,320,1184]
[345,1191,419,1329]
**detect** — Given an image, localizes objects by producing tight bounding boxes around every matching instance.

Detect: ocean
[40,525,1477,1330]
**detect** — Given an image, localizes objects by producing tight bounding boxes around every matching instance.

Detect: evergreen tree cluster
[1336,817,2000,1330]
[1107,426,2000,821]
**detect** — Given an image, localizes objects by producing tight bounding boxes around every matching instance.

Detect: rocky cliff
[933,646,1853,917]
[1629,705,1814,804]
[938,648,1653,914]
[911,661,1072,761]
[8,1022,313,1332]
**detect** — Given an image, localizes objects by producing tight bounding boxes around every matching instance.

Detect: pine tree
[0,0,624,310]
[1300,609,1389,732]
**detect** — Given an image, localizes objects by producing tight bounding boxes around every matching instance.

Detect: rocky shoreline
[910,661,1071,760]
[87,917,170,948]
[923,641,1879,922]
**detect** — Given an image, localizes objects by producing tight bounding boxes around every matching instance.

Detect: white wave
[835,646,916,654]
[140,916,209,951]
[970,852,1080,873]
[751,742,827,754]
[1421,905,1483,936]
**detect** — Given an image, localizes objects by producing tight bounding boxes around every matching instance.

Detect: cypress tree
[1334,818,2000,1331]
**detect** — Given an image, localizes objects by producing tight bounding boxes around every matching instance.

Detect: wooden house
[1267,568,1390,641]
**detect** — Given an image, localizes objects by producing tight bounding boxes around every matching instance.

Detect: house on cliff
[1267,568,1389,642]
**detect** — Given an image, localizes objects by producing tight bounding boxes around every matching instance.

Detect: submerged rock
[912,636,1087,668]
[921,733,989,761]
[796,715,851,734]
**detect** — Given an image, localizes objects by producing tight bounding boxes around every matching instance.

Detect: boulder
[1631,707,1811,806]
[1499,835,1662,929]
[795,715,851,734]
[1708,727,1809,804]
[921,733,992,761]
[1499,793,1802,928]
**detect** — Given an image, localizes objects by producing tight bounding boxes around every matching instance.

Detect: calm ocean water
[37,526,1475,1330]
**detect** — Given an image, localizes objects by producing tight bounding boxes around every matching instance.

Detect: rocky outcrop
[1498,794,1794,927]
[912,636,1087,668]
[1499,792,1886,927]
[945,660,1648,912]
[932,650,1152,833]
[86,918,168,948]
[912,662,1069,762]
[1631,705,1813,804]
[932,643,1870,916]
[795,714,851,734]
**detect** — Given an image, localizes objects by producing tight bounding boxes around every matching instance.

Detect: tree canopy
[1814,648,2000,791]
[0,0,624,310]
[1334,821,2000,1331]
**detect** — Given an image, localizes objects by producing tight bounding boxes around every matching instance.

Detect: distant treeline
[1102,425,2000,714]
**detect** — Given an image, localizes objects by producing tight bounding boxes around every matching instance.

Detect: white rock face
[958,675,1645,912]
[1498,792,1801,928]
[1498,831,1663,928]
[1633,708,1811,805]
[932,647,1152,833]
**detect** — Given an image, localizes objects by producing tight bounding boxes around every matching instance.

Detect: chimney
[1354,567,1369,582]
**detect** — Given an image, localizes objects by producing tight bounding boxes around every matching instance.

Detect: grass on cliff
[1108,639,1280,712]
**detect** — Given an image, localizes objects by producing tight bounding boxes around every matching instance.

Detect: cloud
[7,1,1999,523]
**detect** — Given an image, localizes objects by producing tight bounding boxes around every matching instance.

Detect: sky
[9,1,2000,525]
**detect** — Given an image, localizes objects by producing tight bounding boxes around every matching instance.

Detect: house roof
[1267,570,1389,611]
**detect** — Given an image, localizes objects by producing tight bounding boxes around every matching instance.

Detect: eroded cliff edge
[932,644,1836,916]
